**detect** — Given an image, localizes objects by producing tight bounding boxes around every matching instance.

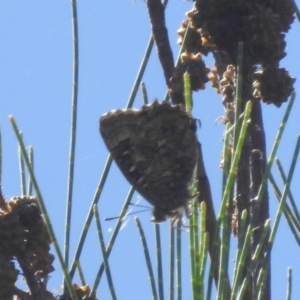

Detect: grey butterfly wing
[133,102,198,218]
[100,102,198,223]
[100,109,141,183]
[100,108,163,222]
[100,108,160,203]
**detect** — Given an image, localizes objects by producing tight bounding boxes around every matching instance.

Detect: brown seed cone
[253,67,296,107]
[9,196,55,278]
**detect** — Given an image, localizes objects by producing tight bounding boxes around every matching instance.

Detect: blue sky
[0,1,300,299]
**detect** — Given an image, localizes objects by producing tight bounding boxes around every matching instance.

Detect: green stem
[9,116,78,300]
[269,173,300,247]
[286,267,292,300]
[256,134,300,296]
[217,202,231,300]
[176,222,182,300]
[18,133,26,196]
[250,93,295,228]
[199,203,208,295]
[27,146,34,195]
[125,36,154,108]
[222,123,231,190]
[69,154,113,279]
[155,224,164,300]
[75,260,86,286]
[217,100,252,299]
[184,72,192,112]
[232,94,295,298]
[219,101,252,221]
[135,217,158,300]
[236,220,271,300]
[169,224,175,300]
[64,0,80,273]
[275,158,300,221]
[141,82,149,105]
[233,42,243,152]
[292,0,300,22]
[93,205,117,300]
[232,209,247,286]
[90,186,134,295]
[190,175,201,299]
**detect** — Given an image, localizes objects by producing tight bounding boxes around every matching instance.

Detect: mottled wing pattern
[100,109,139,178]
[100,101,198,223]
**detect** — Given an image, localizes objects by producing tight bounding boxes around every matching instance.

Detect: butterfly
[100,101,198,223]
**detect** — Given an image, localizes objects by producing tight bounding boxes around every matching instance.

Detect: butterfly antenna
[104,209,152,221]
[129,202,152,209]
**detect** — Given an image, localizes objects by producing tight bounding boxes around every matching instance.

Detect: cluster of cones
[0,193,96,300]
[0,195,54,299]
[176,0,296,107]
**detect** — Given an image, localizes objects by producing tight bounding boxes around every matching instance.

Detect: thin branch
[146,0,185,104]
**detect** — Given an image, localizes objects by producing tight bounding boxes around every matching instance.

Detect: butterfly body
[100,101,198,223]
